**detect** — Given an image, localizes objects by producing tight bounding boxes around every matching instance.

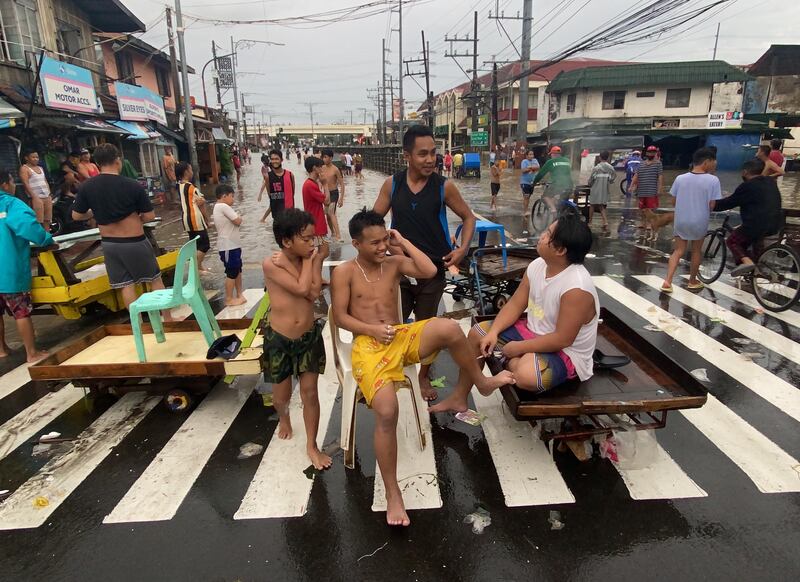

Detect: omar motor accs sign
[39,55,100,114]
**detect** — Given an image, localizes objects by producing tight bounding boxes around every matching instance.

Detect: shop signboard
[116,82,168,125]
[477,114,489,127]
[470,129,489,147]
[707,111,742,129]
[38,55,100,114]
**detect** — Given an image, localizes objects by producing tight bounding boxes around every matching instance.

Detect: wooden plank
[0,393,159,530]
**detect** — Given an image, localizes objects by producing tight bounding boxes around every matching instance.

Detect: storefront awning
[111,120,160,139]
[0,96,24,129]
[212,127,233,144]
[156,123,186,143]
[33,116,133,135]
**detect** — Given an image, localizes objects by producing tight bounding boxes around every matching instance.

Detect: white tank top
[525,257,599,381]
[27,166,50,198]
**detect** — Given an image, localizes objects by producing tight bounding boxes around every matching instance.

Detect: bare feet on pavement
[419,375,438,401]
[386,491,410,527]
[428,392,469,414]
[225,297,248,306]
[26,350,49,363]
[307,446,333,470]
[278,416,292,440]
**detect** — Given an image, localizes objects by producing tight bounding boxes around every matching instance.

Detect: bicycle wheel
[697,230,727,284]
[531,198,551,231]
[620,179,629,196]
[752,244,800,312]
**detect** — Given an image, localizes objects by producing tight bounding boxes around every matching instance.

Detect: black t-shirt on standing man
[73,174,152,225]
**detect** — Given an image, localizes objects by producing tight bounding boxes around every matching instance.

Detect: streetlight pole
[175,0,198,179]
[230,36,241,146]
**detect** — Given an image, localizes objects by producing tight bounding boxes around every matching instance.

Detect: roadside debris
[34,496,49,508]
[643,324,662,332]
[32,441,73,457]
[237,442,264,460]
[690,368,710,382]
[731,337,753,346]
[548,510,565,530]
[455,410,486,426]
[429,376,446,389]
[463,505,491,534]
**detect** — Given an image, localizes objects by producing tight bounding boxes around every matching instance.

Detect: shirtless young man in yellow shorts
[331,210,514,527]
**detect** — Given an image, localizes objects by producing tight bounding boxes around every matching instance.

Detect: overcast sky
[125,0,800,125]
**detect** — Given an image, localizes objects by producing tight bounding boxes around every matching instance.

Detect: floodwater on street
[1,156,799,581]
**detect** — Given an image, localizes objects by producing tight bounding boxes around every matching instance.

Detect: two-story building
[428,58,626,150]
[540,60,770,169]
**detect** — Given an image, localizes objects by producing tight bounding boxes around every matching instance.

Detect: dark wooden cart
[481,307,708,442]
[28,319,263,411]
[448,246,539,314]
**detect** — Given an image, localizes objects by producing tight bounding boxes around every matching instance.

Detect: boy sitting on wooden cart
[430,206,599,413]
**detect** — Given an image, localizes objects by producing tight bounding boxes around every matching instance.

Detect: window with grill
[665,88,691,108]
[602,90,626,110]
[56,20,82,58]
[114,50,134,83]
[156,67,171,98]
[0,0,42,65]
[566,93,576,112]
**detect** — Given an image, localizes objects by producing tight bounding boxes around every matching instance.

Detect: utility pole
[712,22,720,59]
[359,107,368,125]
[489,2,529,145]
[397,0,404,139]
[230,36,241,145]
[491,62,499,148]
[165,6,182,117]
[241,93,248,144]
[424,37,433,129]
[445,13,480,147]
[517,0,533,142]
[381,39,389,143]
[174,0,198,178]
[211,42,221,110]
[402,31,431,126]
[345,109,354,124]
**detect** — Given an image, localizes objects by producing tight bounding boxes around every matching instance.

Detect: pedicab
[462,152,482,179]
[478,304,708,452]
[30,222,178,320]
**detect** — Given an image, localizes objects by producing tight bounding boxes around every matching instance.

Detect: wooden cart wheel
[164,388,194,412]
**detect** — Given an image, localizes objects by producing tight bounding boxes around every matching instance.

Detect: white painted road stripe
[681,276,800,329]
[372,370,442,512]
[0,393,159,530]
[637,275,800,365]
[593,277,800,424]
[215,288,265,320]
[0,363,33,402]
[170,289,220,321]
[104,380,255,524]
[452,316,575,507]
[235,324,338,520]
[0,386,84,462]
[681,395,800,493]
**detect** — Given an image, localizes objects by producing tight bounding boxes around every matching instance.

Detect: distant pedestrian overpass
[246,124,372,139]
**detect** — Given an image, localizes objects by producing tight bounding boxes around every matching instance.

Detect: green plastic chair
[129,237,221,362]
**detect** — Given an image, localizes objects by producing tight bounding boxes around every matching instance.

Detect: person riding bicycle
[623,151,641,196]
[532,146,573,210]
[712,159,784,278]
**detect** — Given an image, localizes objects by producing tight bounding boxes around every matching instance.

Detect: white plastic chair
[330,290,426,470]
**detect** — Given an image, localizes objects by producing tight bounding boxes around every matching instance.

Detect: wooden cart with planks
[480,306,708,445]
[28,298,270,412]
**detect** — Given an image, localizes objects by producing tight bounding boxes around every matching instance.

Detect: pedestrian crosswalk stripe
[593,276,800,424]
[372,377,443,512]
[453,315,576,506]
[0,363,34,402]
[103,380,255,524]
[235,324,339,520]
[636,275,800,366]
[169,289,220,320]
[0,393,159,531]
[0,385,84,462]
[681,395,800,493]
[680,276,800,329]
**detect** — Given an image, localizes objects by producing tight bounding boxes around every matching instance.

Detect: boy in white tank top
[430,206,598,414]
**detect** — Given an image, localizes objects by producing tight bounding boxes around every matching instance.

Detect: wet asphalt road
[0,159,798,581]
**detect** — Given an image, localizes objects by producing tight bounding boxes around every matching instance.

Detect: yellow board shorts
[352,318,439,406]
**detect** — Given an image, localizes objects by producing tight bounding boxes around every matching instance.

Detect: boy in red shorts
[631,145,663,227]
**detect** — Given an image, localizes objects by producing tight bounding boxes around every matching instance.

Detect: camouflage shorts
[261,320,326,384]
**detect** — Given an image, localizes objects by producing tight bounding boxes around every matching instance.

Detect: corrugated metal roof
[548,60,751,92]
[748,45,800,76]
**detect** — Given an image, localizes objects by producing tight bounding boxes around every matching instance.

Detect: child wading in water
[262,208,331,470]
[661,148,722,292]
[212,184,246,306]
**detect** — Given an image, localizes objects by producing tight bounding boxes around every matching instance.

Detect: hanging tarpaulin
[38,55,100,115]
[115,82,168,126]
